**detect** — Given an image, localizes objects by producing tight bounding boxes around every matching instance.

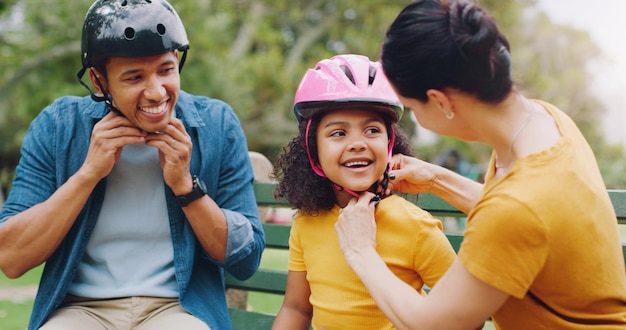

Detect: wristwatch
[175,175,207,207]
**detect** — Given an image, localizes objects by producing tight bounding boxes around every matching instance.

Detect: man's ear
[88,68,106,97]
[426,89,454,118]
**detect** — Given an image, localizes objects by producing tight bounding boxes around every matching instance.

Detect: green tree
[0,0,624,195]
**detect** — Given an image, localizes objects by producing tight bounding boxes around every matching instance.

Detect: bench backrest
[226,182,626,328]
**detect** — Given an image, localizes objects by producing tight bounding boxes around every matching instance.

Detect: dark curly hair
[273,114,415,213]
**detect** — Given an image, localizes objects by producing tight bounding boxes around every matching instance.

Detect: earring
[446,112,455,120]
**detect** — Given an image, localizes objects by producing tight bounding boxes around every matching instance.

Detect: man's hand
[144,117,193,195]
[82,111,147,181]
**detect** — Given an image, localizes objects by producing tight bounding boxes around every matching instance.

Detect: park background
[1,0,625,329]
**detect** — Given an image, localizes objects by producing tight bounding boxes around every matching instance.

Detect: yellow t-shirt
[459,101,626,329]
[289,195,456,330]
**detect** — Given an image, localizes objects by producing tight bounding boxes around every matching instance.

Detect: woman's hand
[385,154,439,195]
[335,192,378,268]
[387,153,482,214]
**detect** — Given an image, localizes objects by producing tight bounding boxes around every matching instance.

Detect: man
[0,0,265,329]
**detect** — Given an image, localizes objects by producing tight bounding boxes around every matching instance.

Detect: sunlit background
[538,0,626,146]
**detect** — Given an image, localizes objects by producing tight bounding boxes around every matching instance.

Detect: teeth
[140,103,167,114]
[345,161,369,167]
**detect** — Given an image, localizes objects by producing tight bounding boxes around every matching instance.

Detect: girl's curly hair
[273,114,415,213]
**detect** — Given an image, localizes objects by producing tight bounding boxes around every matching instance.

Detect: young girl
[271,54,456,330]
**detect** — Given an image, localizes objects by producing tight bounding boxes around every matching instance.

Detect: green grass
[0,300,32,330]
[247,249,289,315]
[0,265,41,330]
[0,265,43,288]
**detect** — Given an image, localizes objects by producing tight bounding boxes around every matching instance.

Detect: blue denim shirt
[0,91,265,329]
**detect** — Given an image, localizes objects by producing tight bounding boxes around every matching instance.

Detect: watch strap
[175,176,206,207]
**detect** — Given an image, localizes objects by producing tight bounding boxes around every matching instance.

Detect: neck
[494,97,536,170]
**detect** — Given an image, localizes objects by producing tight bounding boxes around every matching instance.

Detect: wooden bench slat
[609,190,626,223]
[262,223,291,249]
[225,269,288,295]
[254,183,289,207]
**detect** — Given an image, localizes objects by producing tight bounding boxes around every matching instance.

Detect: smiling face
[91,52,180,133]
[316,109,390,199]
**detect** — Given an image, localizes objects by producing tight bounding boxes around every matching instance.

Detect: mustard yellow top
[289,195,456,330]
[460,100,626,329]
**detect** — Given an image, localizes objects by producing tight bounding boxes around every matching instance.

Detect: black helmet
[81,0,189,68]
[77,0,189,103]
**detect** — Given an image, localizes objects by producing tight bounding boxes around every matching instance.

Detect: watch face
[195,176,207,193]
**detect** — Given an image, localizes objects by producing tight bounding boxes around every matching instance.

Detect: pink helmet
[293,54,403,123]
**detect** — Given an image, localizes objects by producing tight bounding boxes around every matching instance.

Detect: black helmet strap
[76,66,108,103]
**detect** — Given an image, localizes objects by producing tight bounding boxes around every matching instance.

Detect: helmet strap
[178,48,188,73]
[76,67,123,116]
[77,67,107,103]
[305,118,326,177]
[375,127,396,195]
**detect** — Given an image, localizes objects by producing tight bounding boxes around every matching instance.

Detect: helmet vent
[157,23,166,35]
[124,27,135,40]
[368,66,376,86]
[339,65,356,85]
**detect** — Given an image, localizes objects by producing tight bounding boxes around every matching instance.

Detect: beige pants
[39,296,210,330]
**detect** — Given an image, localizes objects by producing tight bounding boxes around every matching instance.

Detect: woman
[334,1,626,329]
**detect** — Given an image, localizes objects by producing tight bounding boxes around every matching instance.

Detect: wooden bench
[226,181,626,329]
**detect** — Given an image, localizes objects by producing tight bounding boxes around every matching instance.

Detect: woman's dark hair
[273,114,415,213]
[381,0,512,103]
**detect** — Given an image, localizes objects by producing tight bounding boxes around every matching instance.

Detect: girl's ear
[88,68,106,97]
[426,89,454,119]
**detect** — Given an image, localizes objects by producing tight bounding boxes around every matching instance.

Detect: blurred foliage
[0,0,625,197]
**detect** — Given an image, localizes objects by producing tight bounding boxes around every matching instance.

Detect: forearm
[183,196,228,261]
[272,307,312,330]
[0,170,99,278]
[429,166,482,214]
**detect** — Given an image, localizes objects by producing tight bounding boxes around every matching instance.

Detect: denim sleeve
[0,106,58,225]
[201,103,265,280]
